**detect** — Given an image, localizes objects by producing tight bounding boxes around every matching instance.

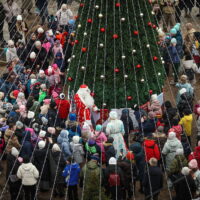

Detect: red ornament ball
[149,90,153,95]
[75,40,79,44]
[127,96,132,100]
[90,92,95,97]
[82,47,87,52]
[114,68,120,73]
[80,3,84,7]
[148,22,152,27]
[71,42,74,46]
[87,19,92,23]
[152,24,157,29]
[133,31,139,35]
[75,16,79,20]
[136,64,142,68]
[153,56,158,61]
[67,77,73,82]
[100,28,105,32]
[113,34,119,39]
[115,3,120,7]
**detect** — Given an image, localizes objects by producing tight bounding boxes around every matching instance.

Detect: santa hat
[8,40,14,46]
[43,99,51,105]
[52,144,61,152]
[17,15,22,21]
[151,94,158,101]
[189,159,198,169]
[168,132,176,140]
[181,167,191,176]
[37,27,44,33]
[59,93,65,99]
[39,130,46,138]
[179,88,187,95]
[109,111,118,120]
[73,136,80,144]
[47,127,56,134]
[11,147,19,157]
[38,140,46,149]
[27,111,35,119]
[35,40,41,47]
[80,84,88,89]
[30,52,36,59]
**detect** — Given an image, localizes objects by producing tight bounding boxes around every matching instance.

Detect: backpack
[108,173,120,187]
[185,69,194,81]
[48,15,58,31]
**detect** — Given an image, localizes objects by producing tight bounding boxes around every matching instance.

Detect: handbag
[9,174,19,183]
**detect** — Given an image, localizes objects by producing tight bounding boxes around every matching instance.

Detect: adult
[15,15,28,43]
[4,0,21,37]
[35,0,48,25]
[0,3,6,47]
[21,0,33,14]
[17,156,39,200]
[184,23,196,52]
[6,40,18,63]
[143,158,163,200]
[56,4,73,32]
[106,111,127,158]
[162,132,183,170]
[74,84,98,124]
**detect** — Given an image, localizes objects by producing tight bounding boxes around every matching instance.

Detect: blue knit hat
[95,124,102,132]
[68,19,75,25]
[171,38,177,44]
[69,113,76,121]
[170,28,177,35]
[174,23,180,31]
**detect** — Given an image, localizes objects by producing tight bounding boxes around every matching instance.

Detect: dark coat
[0,3,6,22]
[143,166,163,197]
[36,0,48,10]
[15,128,25,144]
[130,142,145,181]
[20,132,33,159]
[49,151,65,186]
[120,109,134,135]
[33,148,50,182]
[174,174,196,200]
[104,143,116,165]
[47,108,57,127]
[140,119,156,137]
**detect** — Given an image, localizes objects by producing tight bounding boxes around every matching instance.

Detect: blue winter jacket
[168,45,180,63]
[57,130,72,160]
[62,163,80,186]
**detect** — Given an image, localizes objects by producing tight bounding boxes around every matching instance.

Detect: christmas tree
[67,0,164,108]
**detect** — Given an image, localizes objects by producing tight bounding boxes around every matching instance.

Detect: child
[45,66,56,87]
[70,136,84,165]
[52,64,61,85]
[52,40,63,58]
[38,84,47,102]
[104,137,115,166]
[42,38,52,53]
[62,157,80,200]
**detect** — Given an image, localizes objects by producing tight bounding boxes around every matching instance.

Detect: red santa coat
[74,94,91,124]
[55,99,70,119]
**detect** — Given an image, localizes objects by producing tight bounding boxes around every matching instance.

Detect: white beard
[77,88,94,108]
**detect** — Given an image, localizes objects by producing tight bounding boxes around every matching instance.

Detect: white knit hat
[109,157,117,165]
[181,167,191,176]
[176,148,184,155]
[37,27,44,33]
[48,29,53,36]
[30,52,36,59]
[38,140,46,149]
[179,88,187,95]
[168,132,176,140]
[17,15,22,21]
[72,136,80,144]
[109,111,118,120]
[8,40,14,46]
[11,147,19,157]
[61,4,67,10]
[39,130,46,138]
[151,94,158,101]
[16,121,23,129]
[35,40,41,47]
[27,111,35,119]
[52,144,61,152]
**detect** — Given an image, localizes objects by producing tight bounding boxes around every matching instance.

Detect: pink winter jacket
[52,46,63,57]
[42,42,52,53]
[93,131,107,152]
[149,100,162,116]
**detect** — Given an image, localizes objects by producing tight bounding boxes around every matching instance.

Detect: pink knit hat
[52,91,58,99]
[43,99,51,105]
[188,159,198,169]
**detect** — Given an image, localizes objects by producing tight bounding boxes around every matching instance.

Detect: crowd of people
[0,0,200,200]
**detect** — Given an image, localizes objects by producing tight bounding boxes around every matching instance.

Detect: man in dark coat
[47,101,58,127]
[35,0,48,25]
[20,131,33,159]
[143,158,163,200]
[174,167,196,200]
[104,137,115,166]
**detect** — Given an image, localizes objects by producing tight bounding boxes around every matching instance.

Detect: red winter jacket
[188,146,200,169]
[55,99,70,119]
[143,139,161,162]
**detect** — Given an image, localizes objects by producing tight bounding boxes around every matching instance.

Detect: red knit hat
[126,151,134,161]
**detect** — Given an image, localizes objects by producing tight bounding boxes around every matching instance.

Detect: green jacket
[168,155,188,175]
[38,90,47,102]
